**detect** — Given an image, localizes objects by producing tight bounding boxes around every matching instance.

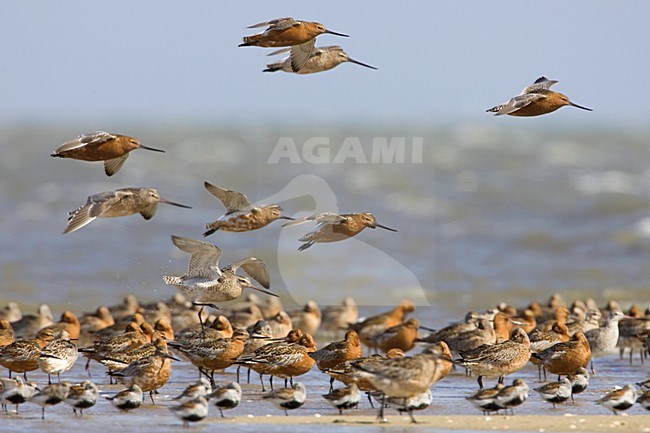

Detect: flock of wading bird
[1,294,650,425]
[3,16,648,427]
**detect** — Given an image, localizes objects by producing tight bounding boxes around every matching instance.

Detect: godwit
[240,18,349,71]
[169,395,209,427]
[208,382,242,418]
[321,297,358,335]
[105,384,143,412]
[203,182,293,236]
[234,329,303,391]
[348,300,414,351]
[585,310,629,373]
[531,331,591,379]
[11,304,53,338]
[323,382,360,415]
[0,302,22,323]
[264,45,376,74]
[456,328,531,388]
[311,329,363,391]
[595,384,636,415]
[163,235,276,333]
[168,328,248,387]
[0,320,14,347]
[443,318,496,355]
[283,212,396,251]
[64,187,191,234]
[268,311,293,338]
[64,380,99,416]
[529,322,570,380]
[262,381,307,416]
[487,77,592,116]
[0,328,55,379]
[30,382,71,420]
[51,131,164,176]
[79,306,115,335]
[38,330,78,384]
[289,300,321,336]
[43,311,80,340]
[107,337,176,404]
[376,318,420,353]
[534,377,572,408]
[351,345,449,423]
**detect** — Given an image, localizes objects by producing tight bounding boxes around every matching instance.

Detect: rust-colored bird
[203,182,293,236]
[64,187,191,234]
[51,131,165,176]
[263,46,376,74]
[283,212,397,251]
[487,77,592,117]
[240,17,349,72]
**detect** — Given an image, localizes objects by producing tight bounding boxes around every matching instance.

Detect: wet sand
[205,414,649,432]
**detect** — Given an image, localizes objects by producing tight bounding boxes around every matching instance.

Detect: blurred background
[1,1,649,321]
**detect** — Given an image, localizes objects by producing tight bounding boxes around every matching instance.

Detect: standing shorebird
[0,377,37,413]
[534,377,572,408]
[263,46,376,74]
[487,77,592,117]
[163,236,277,333]
[203,182,293,236]
[532,331,591,379]
[107,338,177,404]
[351,345,449,423]
[0,328,56,379]
[585,310,629,373]
[322,382,360,415]
[595,384,637,415]
[262,382,307,416]
[240,18,349,72]
[208,382,242,418]
[64,380,99,416]
[169,396,209,427]
[63,187,191,234]
[466,383,505,415]
[51,131,165,176]
[30,382,71,420]
[456,328,531,389]
[38,330,78,384]
[283,212,397,251]
[105,384,143,412]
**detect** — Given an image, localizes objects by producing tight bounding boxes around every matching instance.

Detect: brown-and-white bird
[64,187,191,234]
[203,182,293,236]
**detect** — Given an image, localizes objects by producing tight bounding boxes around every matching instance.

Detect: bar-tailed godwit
[51,131,164,176]
[64,187,191,234]
[487,77,592,116]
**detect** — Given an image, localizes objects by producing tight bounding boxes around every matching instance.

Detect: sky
[1,1,649,125]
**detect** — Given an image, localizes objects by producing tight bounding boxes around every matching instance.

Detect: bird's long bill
[159,198,192,209]
[158,351,181,362]
[325,29,349,37]
[569,101,593,111]
[348,58,378,70]
[376,223,398,232]
[250,285,279,298]
[279,215,295,220]
[419,325,437,333]
[140,144,166,153]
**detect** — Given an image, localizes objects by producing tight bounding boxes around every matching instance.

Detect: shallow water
[1,123,649,319]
